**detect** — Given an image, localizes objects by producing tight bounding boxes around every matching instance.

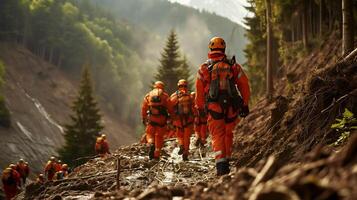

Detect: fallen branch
[342,47,357,63]
[117,158,121,190]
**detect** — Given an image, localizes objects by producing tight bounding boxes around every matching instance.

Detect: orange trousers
[194,123,207,144]
[207,103,241,163]
[146,124,166,158]
[176,125,193,155]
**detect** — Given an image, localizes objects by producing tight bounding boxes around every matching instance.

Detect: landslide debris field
[18,139,219,199]
[18,35,357,200]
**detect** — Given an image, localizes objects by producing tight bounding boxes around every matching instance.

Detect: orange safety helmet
[101,134,106,140]
[62,164,68,170]
[97,137,104,143]
[177,79,188,87]
[190,91,196,98]
[208,37,226,52]
[50,157,56,162]
[9,164,16,169]
[153,81,165,89]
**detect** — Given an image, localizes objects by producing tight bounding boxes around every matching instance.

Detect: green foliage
[244,1,266,102]
[0,0,158,126]
[279,41,307,66]
[155,30,191,94]
[331,109,357,146]
[243,0,350,102]
[58,66,104,167]
[0,60,11,127]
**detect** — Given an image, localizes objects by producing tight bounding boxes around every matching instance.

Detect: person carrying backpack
[170,79,195,161]
[15,159,30,186]
[95,134,110,157]
[195,37,250,175]
[141,81,172,160]
[2,164,21,200]
[44,157,58,181]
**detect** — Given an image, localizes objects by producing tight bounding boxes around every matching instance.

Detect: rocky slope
[0,44,137,177]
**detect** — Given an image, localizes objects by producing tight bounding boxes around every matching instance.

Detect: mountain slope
[168,0,250,28]
[91,0,247,65]
[0,44,136,175]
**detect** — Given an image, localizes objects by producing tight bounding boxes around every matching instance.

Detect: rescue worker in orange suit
[15,159,30,186]
[54,164,69,180]
[141,81,171,160]
[2,164,21,200]
[45,157,58,181]
[36,174,45,184]
[95,134,110,157]
[55,160,62,172]
[170,79,195,161]
[196,37,250,175]
[191,92,208,148]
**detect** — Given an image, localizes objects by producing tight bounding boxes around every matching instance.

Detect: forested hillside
[88,0,247,64]
[244,0,357,100]
[0,0,158,127]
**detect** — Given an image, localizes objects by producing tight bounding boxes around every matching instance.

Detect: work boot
[216,161,230,176]
[148,144,155,160]
[178,145,184,155]
[182,154,188,161]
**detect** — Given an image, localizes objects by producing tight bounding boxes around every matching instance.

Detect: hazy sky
[168,0,251,28]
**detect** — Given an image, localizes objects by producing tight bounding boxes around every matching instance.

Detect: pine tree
[154,30,182,94]
[178,55,193,91]
[58,66,104,167]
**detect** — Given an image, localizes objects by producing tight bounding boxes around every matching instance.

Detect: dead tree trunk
[342,0,355,55]
[302,0,309,48]
[266,0,274,101]
[319,0,324,37]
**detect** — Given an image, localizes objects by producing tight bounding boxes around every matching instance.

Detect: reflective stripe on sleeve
[237,70,243,79]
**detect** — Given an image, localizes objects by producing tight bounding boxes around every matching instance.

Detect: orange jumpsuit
[2,168,21,200]
[193,106,208,145]
[16,163,29,186]
[55,162,62,172]
[170,89,195,157]
[95,138,110,156]
[141,88,171,158]
[196,51,250,163]
[45,161,57,181]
